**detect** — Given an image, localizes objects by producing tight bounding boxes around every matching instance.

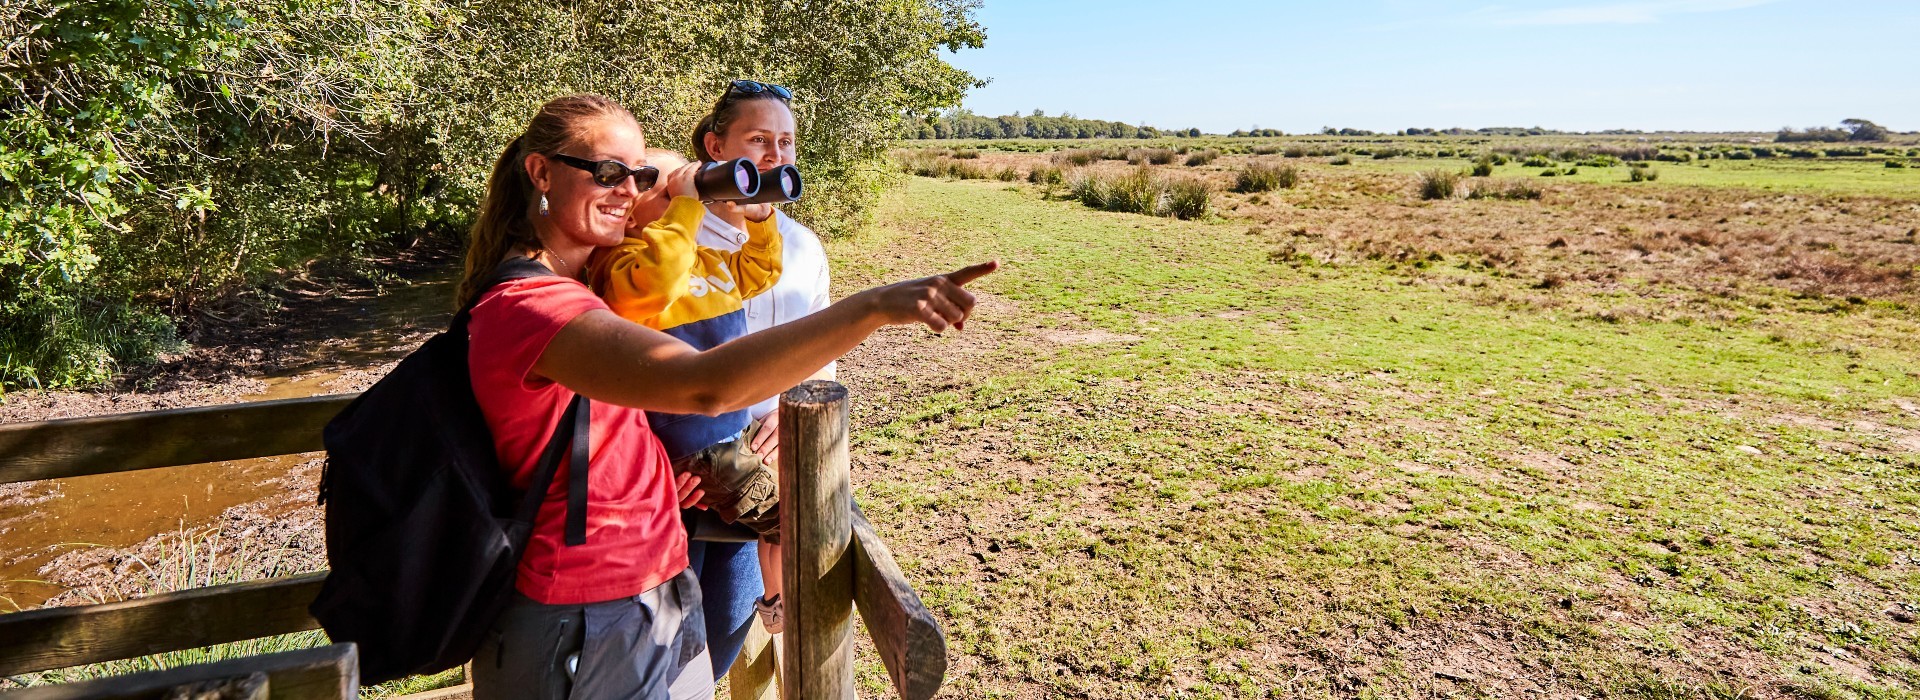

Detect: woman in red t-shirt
[459,94,995,700]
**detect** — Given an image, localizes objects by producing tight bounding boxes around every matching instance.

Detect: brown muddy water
[0,268,458,610]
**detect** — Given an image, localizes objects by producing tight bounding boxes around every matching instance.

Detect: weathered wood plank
[778,381,854,700]
[0,573,327,676]
[851,507,948,700]
[2,643,355,700]
[726,620,778,700]
[0,394,357,485]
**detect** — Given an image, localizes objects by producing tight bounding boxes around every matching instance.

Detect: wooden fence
[0,381,943,699]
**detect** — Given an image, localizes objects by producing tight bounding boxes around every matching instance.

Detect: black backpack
[310,257,592,684]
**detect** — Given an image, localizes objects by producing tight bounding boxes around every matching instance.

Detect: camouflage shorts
[670,423,779,544]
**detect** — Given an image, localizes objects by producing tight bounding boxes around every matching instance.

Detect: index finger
[943,260,1000,287]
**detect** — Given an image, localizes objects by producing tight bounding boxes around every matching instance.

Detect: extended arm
[535,261,997,416]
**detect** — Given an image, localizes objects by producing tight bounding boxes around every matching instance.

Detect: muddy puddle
[0,267,457,610]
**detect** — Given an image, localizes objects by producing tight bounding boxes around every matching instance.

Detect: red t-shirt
[467,275,687,604]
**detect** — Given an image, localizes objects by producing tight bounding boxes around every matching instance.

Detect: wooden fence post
[779,380,854,700]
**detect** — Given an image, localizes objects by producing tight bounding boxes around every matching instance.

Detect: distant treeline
[1776,119,1891,143]
[904,110,1200,139]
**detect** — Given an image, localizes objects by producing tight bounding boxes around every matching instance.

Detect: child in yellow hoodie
[588,149,783,540]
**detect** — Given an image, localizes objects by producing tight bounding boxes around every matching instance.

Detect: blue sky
[943,0,1920,134]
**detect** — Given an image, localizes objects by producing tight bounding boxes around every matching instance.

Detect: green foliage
[1183,149,1220,167]
[1418,169,1459,199]
[0,0,983,388]
[1629,164,1660,182]
[1470,156,1496,177]
[905,108,1165,139]
[1330,154,1353,165]
[1522,155,1553,168]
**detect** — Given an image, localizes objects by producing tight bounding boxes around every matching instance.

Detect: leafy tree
[0,0,982,388]
[1841,118,1889,142]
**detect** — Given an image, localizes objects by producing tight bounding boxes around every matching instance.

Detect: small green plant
[1470,156,1495,177]
[1330,154,1353,165]
[1418,169,1459,199]
[1539,169,1559,177]
[1629,164,1660,182]
[1523,155,1553,168]
[1886,159,1909,169]
[994,166,1020,181]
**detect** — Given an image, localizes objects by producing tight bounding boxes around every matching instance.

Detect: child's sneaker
[754,593,784,634]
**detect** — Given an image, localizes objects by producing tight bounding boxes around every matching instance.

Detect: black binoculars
[694,159,803,204]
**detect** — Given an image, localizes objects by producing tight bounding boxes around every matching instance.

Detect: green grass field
[835,176,1920,697]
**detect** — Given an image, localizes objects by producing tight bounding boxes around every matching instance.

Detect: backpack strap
[477,256,593,547]
[513,393,591,544]
[564,394,590,546]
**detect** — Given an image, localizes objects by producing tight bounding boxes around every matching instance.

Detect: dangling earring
[539,194,550,217]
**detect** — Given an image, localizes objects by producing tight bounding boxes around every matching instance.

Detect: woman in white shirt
[685,79,838,676]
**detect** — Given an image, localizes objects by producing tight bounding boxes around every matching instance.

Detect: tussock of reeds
[1069,167,1212,220]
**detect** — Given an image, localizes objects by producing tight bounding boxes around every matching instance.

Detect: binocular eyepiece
[694,159,803,204]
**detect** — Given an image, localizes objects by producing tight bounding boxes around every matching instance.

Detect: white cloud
[1470,0,1779,26]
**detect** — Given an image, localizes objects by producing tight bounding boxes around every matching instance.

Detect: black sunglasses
[726,79,792,101]
[551,153,659,190]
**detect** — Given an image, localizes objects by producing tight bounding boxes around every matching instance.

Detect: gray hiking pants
[472,569,713,700]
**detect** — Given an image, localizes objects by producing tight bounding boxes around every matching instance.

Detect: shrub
[1470,156,1495,177]
[1522,155,1553,168]
[1234,162,1298,192]
[1538,169,1559,177]
[1628,164,1659,182]
[1372,148,1402,160]
[1654,151,1693,163]
[1055,149,1098,166]
[1330,154,1353,165]
[1725,150,1755,160]
[1576,154,1621,167]
[1751,146,1776,158]
[1028,164,1067,185]
[1283,145,1309,158]
[1251,144,1282,155]
[1418,169,1459,200]
[994,166,1020,181]
[1069,167,1212,219]
[1184,149,1220,167]
[1491,153,1512,165]
[1888,160,1909,169]
[952,149,981,159]
[1466,180,1543,201]
[1144,148,1178,165]
[1164,179,1213,220]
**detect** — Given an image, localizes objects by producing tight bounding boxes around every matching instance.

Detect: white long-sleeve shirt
[696,209,834,420]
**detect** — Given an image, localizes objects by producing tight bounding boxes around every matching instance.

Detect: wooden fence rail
[0,383,946,699]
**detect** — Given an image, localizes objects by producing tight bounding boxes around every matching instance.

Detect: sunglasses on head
[726,79,792,101]
[551,153,659,190]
